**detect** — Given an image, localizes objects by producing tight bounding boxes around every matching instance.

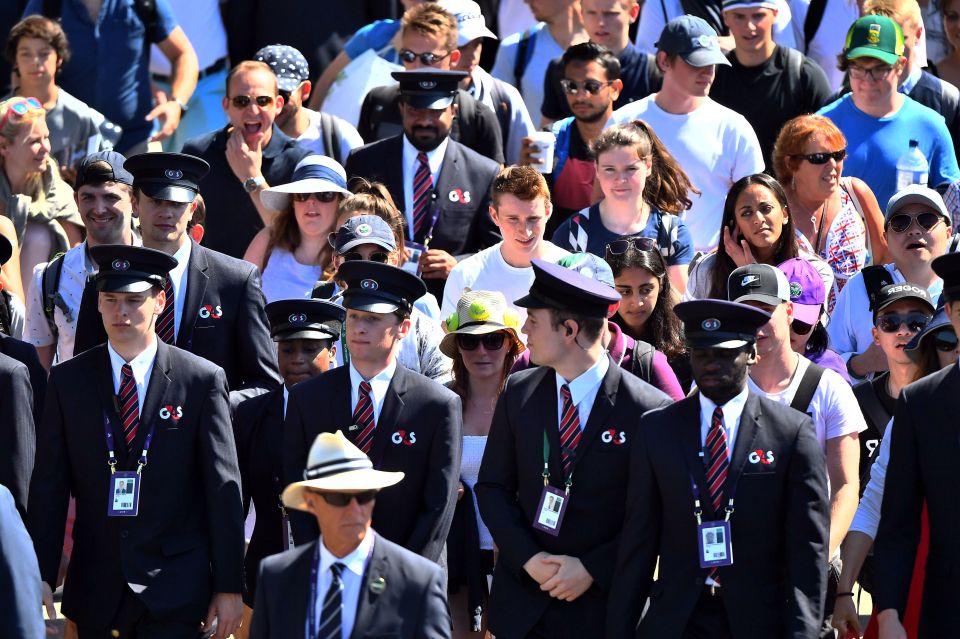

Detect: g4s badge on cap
[165,169,183,180]
[198,305,223,319]
[391,430,416,446]
[159,405,183,422]
[288,313,308,324]
[112,259,130,271]
[702,318,721,331]
[360,279,379,291]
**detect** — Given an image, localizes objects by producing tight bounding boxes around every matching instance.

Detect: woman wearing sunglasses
[0,96,83,287]
[773,115,888,312]
[551,120,695,294]
[244,155,351,303]
[684,173,834,303]
[440,289,524,638]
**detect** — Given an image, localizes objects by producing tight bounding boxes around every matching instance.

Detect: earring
[791,176,796,191]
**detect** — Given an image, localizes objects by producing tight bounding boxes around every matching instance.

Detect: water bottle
[895,139,929,191]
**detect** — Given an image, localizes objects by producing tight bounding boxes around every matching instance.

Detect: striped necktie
[412,151,433,242]
[155,275,175,344]
[118,364,139,453]
[317,562,345,639]
[704,406,729,583]
[559,384,581,479]
[353,381,376,454]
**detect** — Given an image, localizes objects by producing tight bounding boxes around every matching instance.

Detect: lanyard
[307,543,322,639]
[103,412,156,475]
[409,191,442,249]
[688,474,736,525]
[542,431,573,494]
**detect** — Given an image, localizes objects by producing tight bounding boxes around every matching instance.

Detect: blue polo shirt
[23,0,177,152]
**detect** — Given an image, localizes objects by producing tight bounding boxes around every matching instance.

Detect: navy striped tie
[155,275,175,344]
[412,152,432,242]
[353,381,376,454]
[317,562,345,639]
[704,406,729,583]
[559,385,581,479]
[118,364,139,453]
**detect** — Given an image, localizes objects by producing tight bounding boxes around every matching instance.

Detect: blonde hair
[862,0,922,31]
[0,97,47,200]
[401,3,459,52]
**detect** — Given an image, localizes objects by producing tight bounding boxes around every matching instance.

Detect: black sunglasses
[292,191,338,203]
[457,332,507,351]
[311,489,378,507]
[559,79,612,95]
[792,149,847,165]
[342,251,390,263]
[932,329,959,352]
[230,94,275,108]
[875,312,931,334]
[606,236,658,255]
[886,211,942,234]
[791,319,814,335]
[399,49,451,65]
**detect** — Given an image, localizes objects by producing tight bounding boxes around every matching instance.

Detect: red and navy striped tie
[155,275,175,344]
[353,381,376,454]
[704,406,729,583]
[559,385,581,479]
[118,364,139,453]
[412,152,432,242]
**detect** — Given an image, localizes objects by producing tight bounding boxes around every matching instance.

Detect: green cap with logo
[843,15,904,65]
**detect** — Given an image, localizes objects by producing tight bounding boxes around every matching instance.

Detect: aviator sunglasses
[229,95,275,108]
[874,312,931,334]
[399,49,452,65]
[606,236,657,255]
[559,79,612,95]
[886,211,942,234]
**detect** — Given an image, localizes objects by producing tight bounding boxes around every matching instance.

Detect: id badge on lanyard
[104,413,155,517]
[532,432,572,536]
[689,475,736,569]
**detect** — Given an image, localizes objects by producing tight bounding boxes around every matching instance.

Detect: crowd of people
[1,0,959,637]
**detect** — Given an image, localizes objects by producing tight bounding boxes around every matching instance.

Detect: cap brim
[847,48,900,65]
[688,336,751,349]
[95,276,158,293]
[274,328,339,342]
[282,469,405,512]
[875,295,936,315]
[402,94,456,109]
[791,302,822,326]
[337,237,396,253]
[732,293,784,307]
[438,324,525,358]
[458,26,498,46]
[514,292,551,309]
[261,179,350,212]
[342,294,403,314]
[139,183,197,204]
[682,48,731,67]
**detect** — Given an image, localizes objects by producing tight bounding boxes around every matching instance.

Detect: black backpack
[319,112,344,165]
[629,340,656,384]
[42,0,162,43]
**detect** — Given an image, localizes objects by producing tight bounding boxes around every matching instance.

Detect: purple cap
[777,258,824,325]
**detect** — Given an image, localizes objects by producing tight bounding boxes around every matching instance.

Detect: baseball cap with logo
[885,184,951,224]
[654,15,730,67]
[777,258,826,326]
[331,215,397,255]
[254,44,311,92]
[727,264,790,307]
[843,15,905,65]
[873,283,934,319]
[439,0,498,46]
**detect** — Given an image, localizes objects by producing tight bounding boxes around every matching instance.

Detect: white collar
[349,360,397,388]
[319,529,375,578]
[107,338,158,376]
[555,355,609,405]
[402,135,449,177]
[699,385,749,423]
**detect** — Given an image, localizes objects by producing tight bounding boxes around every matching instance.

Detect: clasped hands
[523,551,593,602]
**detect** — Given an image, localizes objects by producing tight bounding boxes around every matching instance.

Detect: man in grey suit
[251,431,451,639]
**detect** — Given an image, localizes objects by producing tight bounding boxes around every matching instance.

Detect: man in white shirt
[442,166,569,333]
[251,431,450,638]
[609,15,764,253]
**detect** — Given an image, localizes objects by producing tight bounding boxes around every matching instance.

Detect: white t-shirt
[441,241,570,335]
[608,96,764,253]
[850,417,893,538]
[491,22,566,124]
[295,109,364,163]
[787,0,860,92]
[149,0,227,73]
[747,354,867,451]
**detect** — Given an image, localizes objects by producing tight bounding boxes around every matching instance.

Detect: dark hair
[605,241,686,359]
[187,193,205,230]
[591,120,699,215]
[561,41,621,80]
[5,15,70,68]
[449,331,522,402]
[707,174,799,300]
[547,308,605,343]
[803,320,830,357]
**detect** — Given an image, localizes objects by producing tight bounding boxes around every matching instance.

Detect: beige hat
[281,431,404,512]
[439,289,525,359]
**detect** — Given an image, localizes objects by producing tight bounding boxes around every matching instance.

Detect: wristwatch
[243,176,265,193]
[174,98,189,115]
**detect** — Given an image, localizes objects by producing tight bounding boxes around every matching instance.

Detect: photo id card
[403,241,425,275]
[532,485,568,536]
[697,520,733,568]
[108,471,141,517]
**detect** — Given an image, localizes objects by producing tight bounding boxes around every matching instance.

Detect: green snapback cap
[843,15,904,65]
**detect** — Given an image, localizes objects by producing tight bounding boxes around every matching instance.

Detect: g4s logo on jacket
[391,430,416,446]
[198,305,222,319]
[601,429,626,445]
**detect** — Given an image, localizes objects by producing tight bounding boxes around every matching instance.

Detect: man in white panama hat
[250,431,451,639]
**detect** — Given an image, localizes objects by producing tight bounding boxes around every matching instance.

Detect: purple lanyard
[103,411,157,474]
[409,191,442,248]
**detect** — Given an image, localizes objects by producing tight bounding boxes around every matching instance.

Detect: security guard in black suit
[72,152,281,403]
[283,261,463,564]
[28,245,245,638]
[607,300,829,639]
[475,259,672,639]
[873,251,960,638]
[235,297,344,606]
[345,71,501,300]
[0,349,35,520]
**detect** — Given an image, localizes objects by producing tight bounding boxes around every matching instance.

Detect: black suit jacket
[606,392,829,639]
[0,353,35,520]
[249,535,451,639]
[0,485,44,639]
[72,241,281,403]
[357,84,504,164]
[27,342,245,629]
[874,364,960,636]
[475,360,672,638]
[283,365,462,563]
[0,333,46,424]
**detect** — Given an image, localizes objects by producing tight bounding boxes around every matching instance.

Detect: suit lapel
[575,358,618,459]
[288,542,318,636]
[136,342,173,456]
[178,241,208,351]
[331,367,356,440]
[678,393,714,517]
[725,393,762,501]
[526,368,564,484]
[385,137,406,220]
[93,346,130,466]
[369,368,407,469]
[351,536,390,638]
[434,142,462,215]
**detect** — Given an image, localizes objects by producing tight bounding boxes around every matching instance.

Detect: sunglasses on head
[457,332,507,351]
[886,211,942,234]
[342,251,390,263]
[292,191,338,203]
[0,97,42,128]
[932,329,959,352]
[606,236,658,255]
[875,312,931,334]
[791,319,814,335]
[559,79,612,95]
[399,49,451,65]
[230,95,275,108]
[310,489,378,507]
[792,149,846,165]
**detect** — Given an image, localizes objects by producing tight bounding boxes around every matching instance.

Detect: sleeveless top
[461,435,493,550]
[260,247,323,303]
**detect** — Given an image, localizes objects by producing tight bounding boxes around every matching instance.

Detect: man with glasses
[817,15,959,210]
[829,185,953,380]
[356,2,504,164]
[727,263,865,634]
[183,60,313,259]
[251,431,450,638]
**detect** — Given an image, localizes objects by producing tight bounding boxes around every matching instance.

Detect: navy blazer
[0,353,35,520]
[249,535,451,639]
[606,392,829,639]
[283,365,462,563]
[27,341,245,630]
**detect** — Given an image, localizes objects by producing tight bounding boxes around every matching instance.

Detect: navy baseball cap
[124,152,210,204]
[90,245,178,293]
[338,261,427,314]
[655,15,730,67]
[266,298,346,341]
[331,215,397,254]
[254,44,311,92]
[74,151,134,190]
[515,258,621,319]
[394,70,468,109]
[675,299,771,349]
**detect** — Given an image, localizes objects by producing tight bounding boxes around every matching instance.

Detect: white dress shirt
[349,361,397,426]
[401,135,449,239]
[555,355,609,430]
[310,531,375,639]
[698,386,749,461]
[107,338,158,416]
[163,240,192,340]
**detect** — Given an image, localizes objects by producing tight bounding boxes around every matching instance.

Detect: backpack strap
[41,253,67,339]
[790,362,825,414]
[862,265,895,311]
[551,117,574,178]
[134,0,161,44]
[803,0,828,55]
[852,381,891,440]
[319,112,342,164]
[489,79,512,152]
[630,339,656,384]
[513,27,537,90]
